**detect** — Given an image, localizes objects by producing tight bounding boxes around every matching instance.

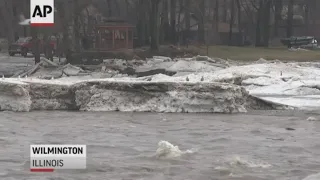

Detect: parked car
[8,37,56,57]
[280,36,315,48]
[301,38,319,49]
[8,37,32,57]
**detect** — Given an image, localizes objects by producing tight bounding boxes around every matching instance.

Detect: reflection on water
[0,110,319,180]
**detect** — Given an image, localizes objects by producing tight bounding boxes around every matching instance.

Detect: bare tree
[113,0,121,16]
[228,0,235,46]
[159,0,168,44]
[262,0,271,46]
[106,0,112,16]
[304,0,309,33]
[56,0,70,59]
[1,0,15,43]
[162,0,170,42]
[176,0,182,44]
[212,0,220,44]
[197,0,205,42]
[236,0,242,39]
[222,0,228,22]
[136,0,148,46]
[254,0,263,46]
[287,0,294,37]
[170,0,177,44]
[274,0,282,37]
[31,27,40,64]
[150,0,162,50]
[185,0,191,43]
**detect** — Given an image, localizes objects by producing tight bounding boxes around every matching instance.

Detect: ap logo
[30,0,54,26]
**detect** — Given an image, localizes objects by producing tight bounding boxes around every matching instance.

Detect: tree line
[0,0,318,52]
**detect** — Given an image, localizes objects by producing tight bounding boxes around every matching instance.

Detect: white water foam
[227,155,272,168]
[306,116,320,121]
[155,140,196,159]
[302,172,320,180]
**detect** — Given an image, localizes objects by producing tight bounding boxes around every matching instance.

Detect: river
[0,110,319,180]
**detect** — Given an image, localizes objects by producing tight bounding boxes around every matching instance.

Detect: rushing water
[0,110,319,180]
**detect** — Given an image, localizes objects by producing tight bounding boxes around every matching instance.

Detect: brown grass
[194,45,320,61]
[88,45,320,62]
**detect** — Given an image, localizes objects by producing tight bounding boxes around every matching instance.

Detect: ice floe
[1,55,320,112]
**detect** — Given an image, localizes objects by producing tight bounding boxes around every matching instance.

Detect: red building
[94,21,134,51]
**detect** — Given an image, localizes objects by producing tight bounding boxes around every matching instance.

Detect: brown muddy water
[0,110,319,180]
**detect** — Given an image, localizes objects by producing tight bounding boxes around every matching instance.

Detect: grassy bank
[195,45,320,61]
[89,45,320,62]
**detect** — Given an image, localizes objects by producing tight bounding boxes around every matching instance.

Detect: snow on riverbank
[142,61,320,109]
[0,55,319,112]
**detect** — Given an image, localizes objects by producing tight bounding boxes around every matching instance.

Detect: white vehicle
[301,38,319,49]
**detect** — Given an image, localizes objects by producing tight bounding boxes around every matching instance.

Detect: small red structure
[94,21,134,50]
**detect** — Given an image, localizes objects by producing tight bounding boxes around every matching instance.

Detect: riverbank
[1,51,320,112]
[2,56,320,112]
[1,78,277,113]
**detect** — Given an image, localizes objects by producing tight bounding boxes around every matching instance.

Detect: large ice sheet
[0,78,250,113]
[1,58,320,112]
[72,81,248,113]
[0,81,31,111]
